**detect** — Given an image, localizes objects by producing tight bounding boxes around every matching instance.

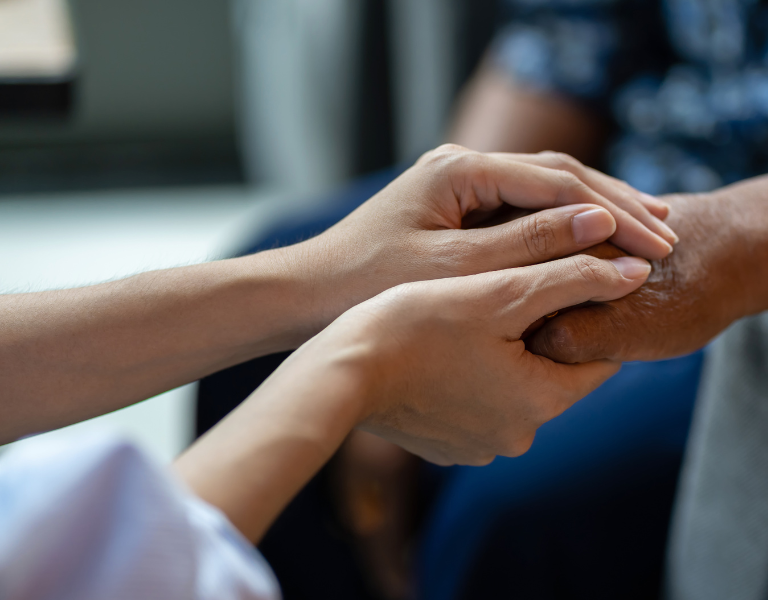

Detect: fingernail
[609,256,651,280]
[572,208,616,245]
[652,215,679,244]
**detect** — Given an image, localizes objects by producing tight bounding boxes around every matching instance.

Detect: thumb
[504,254,650,337]
[542,357,622,414]
[454,204,618,270]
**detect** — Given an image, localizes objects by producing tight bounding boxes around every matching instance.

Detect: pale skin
[175,253,651,542]
[0,146,667,546]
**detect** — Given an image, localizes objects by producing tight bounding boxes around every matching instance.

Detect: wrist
[232,242,341,354]
[174,319,378,542]
[282,313,383,426]
[255,233,389,347]
[705,179,768,318]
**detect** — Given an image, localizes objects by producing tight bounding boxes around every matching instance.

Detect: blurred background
[0,0,496,462]
[4,1,754,599]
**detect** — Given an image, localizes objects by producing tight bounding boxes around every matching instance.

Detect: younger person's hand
[177,252,651,541]
[288,254,651,466]
[285,145,676,344]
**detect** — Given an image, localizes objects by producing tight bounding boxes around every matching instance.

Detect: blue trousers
[419,354,702,600]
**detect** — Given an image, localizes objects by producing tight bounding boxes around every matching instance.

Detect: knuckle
[527,322,580,363]
[571,254,607,285]
[555,170,590,205]
[417,144,481,180]
[541,324,579,361]
[521,214,559,259]
[540,150,582,173]
[418,143,469,166]
[432,234,478,275]
[434,142,467,154]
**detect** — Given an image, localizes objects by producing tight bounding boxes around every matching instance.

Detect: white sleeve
[0,433,281,600]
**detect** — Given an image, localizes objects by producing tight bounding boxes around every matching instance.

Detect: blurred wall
[0,0,498,194]
[388,0,458,163]
[234,0,463,193]
[234,0,362,193]
[0,0,240,191]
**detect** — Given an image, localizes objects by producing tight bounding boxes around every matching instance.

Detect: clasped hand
[261,145,674,465]
[177,145,680,541]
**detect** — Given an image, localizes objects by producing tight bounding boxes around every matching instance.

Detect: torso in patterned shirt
[495,0,768,193]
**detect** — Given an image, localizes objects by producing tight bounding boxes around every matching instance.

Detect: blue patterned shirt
[495,0,768,194]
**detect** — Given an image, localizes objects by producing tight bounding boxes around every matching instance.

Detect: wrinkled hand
[292,145,676,337]
[528,184,768,363]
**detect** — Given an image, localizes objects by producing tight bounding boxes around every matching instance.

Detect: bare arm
[0,250,324,443]
[448,61,609,164]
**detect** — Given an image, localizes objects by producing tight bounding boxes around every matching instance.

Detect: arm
[447,60,609,164]
[527,175,768,363]
[0,146,675,443]
[174,253,652,543]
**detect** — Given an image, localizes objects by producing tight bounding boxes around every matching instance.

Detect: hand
[310,254,651,466]
[176,253,651,541]
[527,179,768,363]
[289,145,676,340]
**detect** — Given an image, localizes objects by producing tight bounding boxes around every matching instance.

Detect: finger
[537,357,621,415]
[555,358,622,399]
[526,303,625,364]
[502,254,651,335]
[455,204,617,269]
[494,152,679,251]
[636,193,670,220]
[488,152,678,247]
[458,153,673,259]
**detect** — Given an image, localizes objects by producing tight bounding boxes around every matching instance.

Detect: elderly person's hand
[527,176,768,363]
[288,145,676,344]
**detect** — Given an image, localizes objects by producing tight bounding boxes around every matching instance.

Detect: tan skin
[177,254,650,542]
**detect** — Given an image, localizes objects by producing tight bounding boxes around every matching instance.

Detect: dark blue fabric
[495,0,768,195]
[239,168,403,256]
[417,352,703,600]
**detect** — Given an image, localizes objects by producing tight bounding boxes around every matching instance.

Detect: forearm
[704,175,768,318]
[0,245,325,443]
[447,63,608,163]
[173,325,373,543]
